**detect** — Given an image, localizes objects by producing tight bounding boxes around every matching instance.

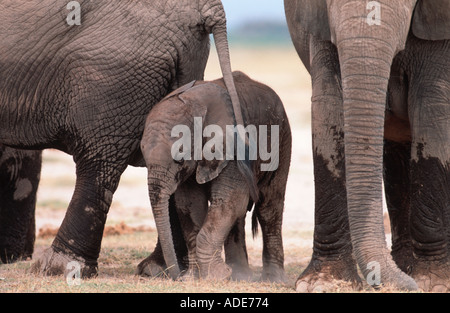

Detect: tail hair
[237,158,259,203]
[251,207,259,238]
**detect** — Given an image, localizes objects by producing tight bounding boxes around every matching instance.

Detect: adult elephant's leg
[136,195,188,277]
[383,57,413,272]
[383,139,413,273]
[408,39,450,292]
[0,146,41,263]
[31,155,126,277]
[296,39,361,292]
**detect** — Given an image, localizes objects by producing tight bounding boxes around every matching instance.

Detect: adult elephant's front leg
[0,146,42,263]
[383,139,413,272]
[296,40,361,292]
[31,158,126,278]
[407,39,450,292]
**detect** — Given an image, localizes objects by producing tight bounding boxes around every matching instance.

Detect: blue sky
[221,0,286,29]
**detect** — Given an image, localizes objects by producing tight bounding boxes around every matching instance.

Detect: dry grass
[0,230,306,293]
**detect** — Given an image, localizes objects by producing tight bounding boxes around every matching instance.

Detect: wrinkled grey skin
[0,0,242,277]
[285,0,450,291]
[0,145,41,263]
[139,72,292,281]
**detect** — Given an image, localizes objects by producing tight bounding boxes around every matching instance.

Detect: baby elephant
[141,71,291,282]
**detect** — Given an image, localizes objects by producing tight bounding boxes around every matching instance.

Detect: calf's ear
[177,83,235,184]
[196,159,229,184]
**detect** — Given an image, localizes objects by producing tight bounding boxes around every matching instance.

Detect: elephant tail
[237,159,259,203]
[251,206,259,239]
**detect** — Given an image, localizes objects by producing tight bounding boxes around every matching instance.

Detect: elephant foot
[296,256,362,292]
[230,264,253,281]
[261,265,286,283]
[178,267,199,282]
[411,260,450,292]
[0,248,32,264]
[199,262,232,281]
[30,247,97,278]
[136,254,169,278]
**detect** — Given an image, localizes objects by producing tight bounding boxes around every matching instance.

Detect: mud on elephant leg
[31,158,126,278]
[383,139,414,272]
[136,195,188,278]
[0,146,41,263]
[406,43,450,291]
[296,40,361,292]
[409,148,450,292]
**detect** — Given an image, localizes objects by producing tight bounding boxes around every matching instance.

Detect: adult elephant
[285,0,450,291]
[0,0,243,277]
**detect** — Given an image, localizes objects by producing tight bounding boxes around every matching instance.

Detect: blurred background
[37,2,314,252]
[222,0,290,45]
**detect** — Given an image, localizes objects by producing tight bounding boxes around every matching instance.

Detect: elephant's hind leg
[224,215,253,281]
[383,139,414,272]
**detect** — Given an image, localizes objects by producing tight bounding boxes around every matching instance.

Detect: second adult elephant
[285,0,450,291]
[0,0,242,277]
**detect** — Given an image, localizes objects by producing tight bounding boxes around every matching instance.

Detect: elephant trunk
[332,0,417,290]
[340,39,406,288]
[147,167,180,279]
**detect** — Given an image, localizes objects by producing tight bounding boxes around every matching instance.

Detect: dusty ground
[0,45,397,293]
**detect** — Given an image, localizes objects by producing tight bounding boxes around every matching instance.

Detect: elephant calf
[140,71,292,282]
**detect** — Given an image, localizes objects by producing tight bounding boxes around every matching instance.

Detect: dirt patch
[37,225,59,239]
[103,222,155,236]
[37,221,155,239]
